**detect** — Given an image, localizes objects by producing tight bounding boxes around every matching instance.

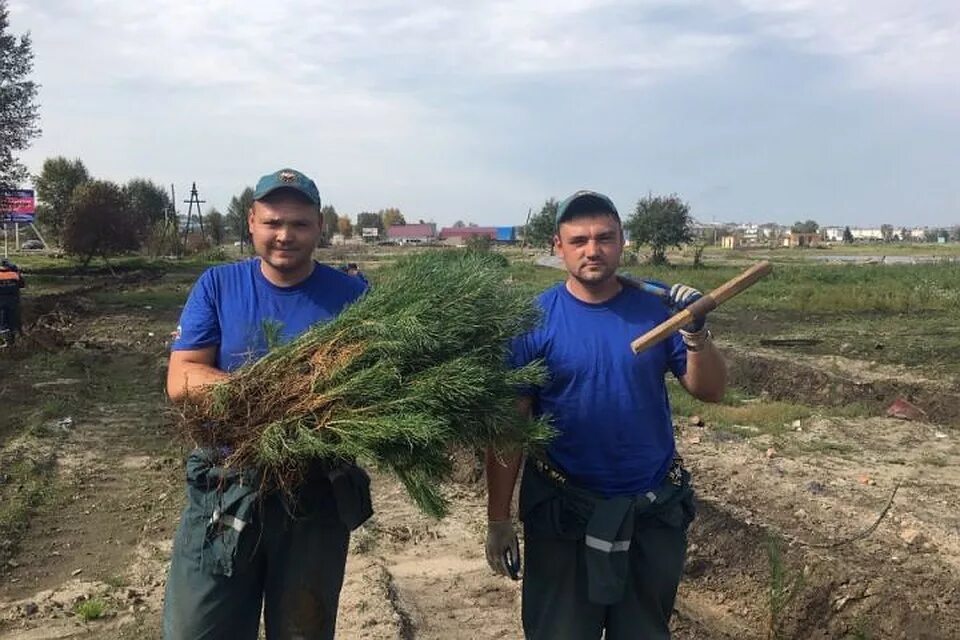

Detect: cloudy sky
[9,0,960,227]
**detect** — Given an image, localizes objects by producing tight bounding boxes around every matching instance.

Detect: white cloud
[6,1,958,225]
[13,0,744,86]
[733,0,960,92]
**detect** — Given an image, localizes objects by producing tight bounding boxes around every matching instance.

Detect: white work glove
[668,283,705,332]
[485,519,521,579]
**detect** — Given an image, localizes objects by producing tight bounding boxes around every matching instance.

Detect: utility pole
[520,207,532,251]
[180,182,207,251]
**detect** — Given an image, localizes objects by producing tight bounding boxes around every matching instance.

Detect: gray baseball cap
[556,190,620,228]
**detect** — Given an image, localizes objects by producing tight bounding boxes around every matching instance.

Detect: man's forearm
[167,362,228,401]
[486,449,522,521]
[683,340,727,402]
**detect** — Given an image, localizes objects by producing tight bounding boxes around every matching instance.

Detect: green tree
[356,211,382,240]
[205,207,225,245]
[320,205,338,244]
[33,156,89,244]
[624,193,693,265]
[452,220,466,228]
[790,220,819,234]
[336,215,353,238]
[0,1,41,189]
[880,223,894,242]
[225,186,254,250]
[62,180,140,267]
[524,198,558,249]
[842,226,854,244]
[124,178,171,227]
[379,207,405,228]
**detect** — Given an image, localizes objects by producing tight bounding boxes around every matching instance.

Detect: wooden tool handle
[630,261,772,355]
[702,260,772,307]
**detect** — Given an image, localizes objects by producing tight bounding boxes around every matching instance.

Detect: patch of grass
[14,253,231,274]
[506,263,565,290]
[103,575,128,589]
[74,597,107,621]
[88,287,189,312]
[668,380,814,435]
[37,396,72,420]
[766,533,805,640]
[0,441,57,563]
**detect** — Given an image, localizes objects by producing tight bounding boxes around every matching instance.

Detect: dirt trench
[723,344,960,427]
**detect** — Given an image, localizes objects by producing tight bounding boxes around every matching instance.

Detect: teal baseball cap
[556,190,620,228]
[253,168,321,206]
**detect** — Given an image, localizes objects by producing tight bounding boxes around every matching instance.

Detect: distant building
[330,233,365,246]
[387,223,437,244]
[494,227,516,243]
[784,232,820,248]
[720,222,785,246]
[739,224,760,244]
[822,227,845,243]
[721,235,740,249]
[438,226,497,245]
[851,228,883,241]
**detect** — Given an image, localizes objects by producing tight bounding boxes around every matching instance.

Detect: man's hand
[668,283,705,333]
[485,519,521,579]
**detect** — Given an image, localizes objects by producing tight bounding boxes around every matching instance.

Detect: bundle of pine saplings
[179,250,552,517]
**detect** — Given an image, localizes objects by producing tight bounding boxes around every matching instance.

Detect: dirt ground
[1,268,958,639]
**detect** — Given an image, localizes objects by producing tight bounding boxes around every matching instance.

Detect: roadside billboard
[0,189,36,224]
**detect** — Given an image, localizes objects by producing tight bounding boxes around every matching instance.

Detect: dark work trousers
[0,295,19,346]
[520,463,695,640]
[162,450,371,640]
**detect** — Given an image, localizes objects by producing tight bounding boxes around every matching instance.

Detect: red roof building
[387,223,437,241]
[438,226,497,240]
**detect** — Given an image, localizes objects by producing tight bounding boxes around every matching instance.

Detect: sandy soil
[1,272,957,639]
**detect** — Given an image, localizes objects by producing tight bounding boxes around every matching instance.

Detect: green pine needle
[180,250,553,517]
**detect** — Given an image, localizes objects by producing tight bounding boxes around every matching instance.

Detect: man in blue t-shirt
[163,168,369,640]
[485,190,727,640]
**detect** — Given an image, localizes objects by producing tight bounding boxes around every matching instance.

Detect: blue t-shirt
[172,258,366,372]
[510,283,687,496]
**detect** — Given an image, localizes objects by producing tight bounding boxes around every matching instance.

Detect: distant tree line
[33,156,183,265]
[31,153,423,264]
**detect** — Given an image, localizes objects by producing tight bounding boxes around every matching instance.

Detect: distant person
[340,262,369,286]
[484,190,727,640]
[0,259,25,348]
[163,168,372,639]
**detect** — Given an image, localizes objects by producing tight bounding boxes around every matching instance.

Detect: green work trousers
[162,450,371,640]
[519,465,694,640]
